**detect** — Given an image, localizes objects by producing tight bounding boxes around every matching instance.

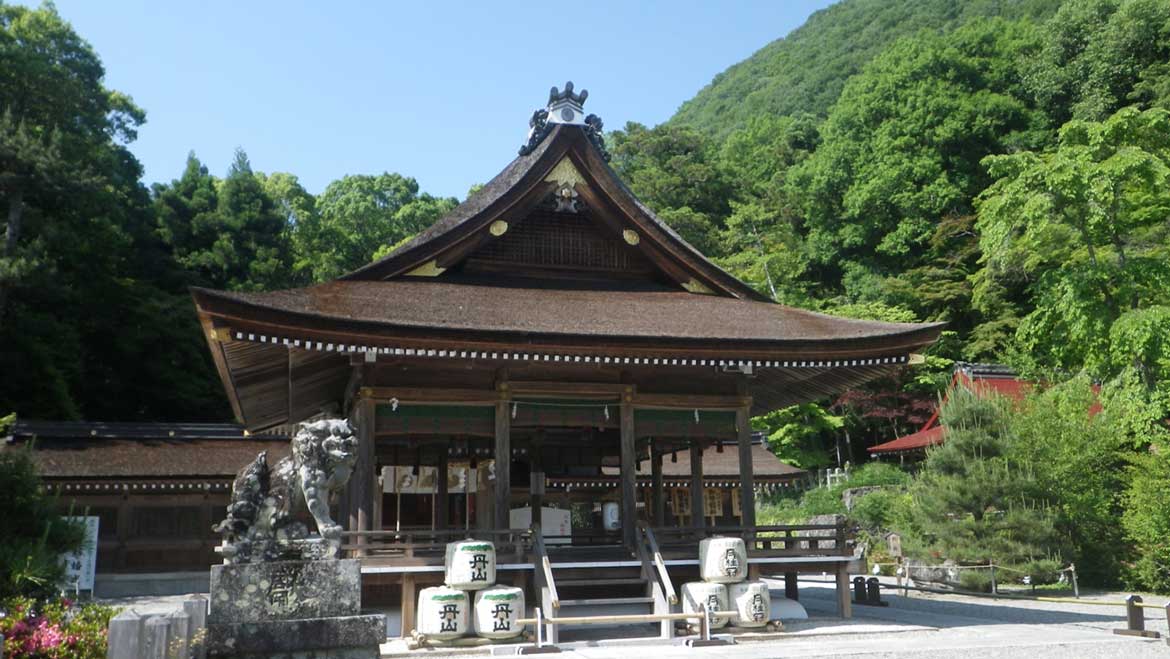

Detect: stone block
[167,611,190,659]
[143,616,171,659]
[205,614,384,657]
[208,559,361,624]
[106,609,144,659]
[182,597,208,659]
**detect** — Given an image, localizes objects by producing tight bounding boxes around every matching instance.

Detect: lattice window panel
[467,211,652,274]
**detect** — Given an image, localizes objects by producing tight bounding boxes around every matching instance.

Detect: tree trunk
[0,185,24,326]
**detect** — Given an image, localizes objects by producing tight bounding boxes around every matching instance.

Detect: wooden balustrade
[650,523,852,557]
[338,527,531,560]
[341,522,851,564]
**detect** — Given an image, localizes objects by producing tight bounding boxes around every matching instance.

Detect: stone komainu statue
[215,418,358,563]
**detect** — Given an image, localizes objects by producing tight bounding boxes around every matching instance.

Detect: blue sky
[28,1,835,199]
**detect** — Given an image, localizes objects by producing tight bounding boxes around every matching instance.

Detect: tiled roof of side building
[5,420,289,479]
[867,425,946,455]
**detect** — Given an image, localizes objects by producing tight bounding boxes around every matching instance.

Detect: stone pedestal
[206,559,384,658]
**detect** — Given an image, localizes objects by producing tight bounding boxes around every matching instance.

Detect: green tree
[0,2,229,422]
[156,150,293,291]
[259,170,316,285]
[911,390,1066,575]
[789,19,1041,278]
[1025,0,1170,124]
[672,0,1061,139]
[1122,440,1170,592]
[294,173,454,281]
[1009,378,1129,585]
[753,403,843,469]
[715,201,809,303]
[976,106,1170,377]
[609,122,732,255]
[0,444,84,598]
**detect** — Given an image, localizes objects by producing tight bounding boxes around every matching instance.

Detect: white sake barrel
[681,581,729,629]
[416,586,469,639]
[473,586,526,639]
[728,580,771,627]
[445,538,496,590]
[699,536,747,583]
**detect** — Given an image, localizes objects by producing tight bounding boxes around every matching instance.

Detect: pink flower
[30,619,66,651]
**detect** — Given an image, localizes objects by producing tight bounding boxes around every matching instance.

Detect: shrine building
[187,82,943,635]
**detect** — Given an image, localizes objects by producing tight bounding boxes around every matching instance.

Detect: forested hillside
[671,0,1062,138]
[621,0,1170,593]
[610,0,1170,460]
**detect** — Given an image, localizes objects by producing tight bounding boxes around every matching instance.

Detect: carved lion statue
[214,418,358,563]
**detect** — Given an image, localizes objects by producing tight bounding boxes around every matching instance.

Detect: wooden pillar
[836,563,853,618]
[651,449,665,527]
[350,395,376,554]
[400,573,416,638]
[784,572,799,601]
[116,493,130,570]
[435,449,448,530]
[373,471,383,531]
[689,442,704,531]
[736,405,756,531]
[619,389,637,547]
[494,396,511,530]
[530,437,544,519]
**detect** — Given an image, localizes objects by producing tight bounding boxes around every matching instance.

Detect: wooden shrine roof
[5,420,288,480]
[191,85,944,430]
[193,278,940,352]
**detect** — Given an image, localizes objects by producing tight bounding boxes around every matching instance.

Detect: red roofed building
[868,364,1030,460]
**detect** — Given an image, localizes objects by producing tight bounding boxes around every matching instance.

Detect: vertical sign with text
[61,516,99,591]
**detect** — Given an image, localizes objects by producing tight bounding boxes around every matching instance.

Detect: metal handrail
[533,529,560,610]
[638,521,678,606]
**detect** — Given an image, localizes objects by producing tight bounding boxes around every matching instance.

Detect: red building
[868,363,1050,460]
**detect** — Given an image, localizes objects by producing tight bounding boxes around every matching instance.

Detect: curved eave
[192,286,945,360]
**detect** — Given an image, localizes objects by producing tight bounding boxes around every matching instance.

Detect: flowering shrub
[0,596,115,659]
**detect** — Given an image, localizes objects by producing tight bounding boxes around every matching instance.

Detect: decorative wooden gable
[460,209,657,280]
[345,83,770,301]
[435,155,663,283]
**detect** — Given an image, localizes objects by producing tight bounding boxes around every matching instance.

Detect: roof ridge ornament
[519,81,610,161]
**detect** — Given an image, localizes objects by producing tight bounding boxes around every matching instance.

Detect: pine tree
[911,390,1067,581]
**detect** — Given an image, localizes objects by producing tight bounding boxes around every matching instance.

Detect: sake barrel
[473,586,526,639]
[728,580,771,627]
[445,538,496,590]
[699,536,747,583]
[681,581,729,629]
[417,586,469,639]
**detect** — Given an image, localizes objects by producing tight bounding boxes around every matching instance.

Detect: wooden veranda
[344,522,858,639]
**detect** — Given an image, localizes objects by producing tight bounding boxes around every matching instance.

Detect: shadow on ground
[789,579,1141,629]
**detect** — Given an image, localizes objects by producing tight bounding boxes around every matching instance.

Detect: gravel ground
[99,578,1170,658]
